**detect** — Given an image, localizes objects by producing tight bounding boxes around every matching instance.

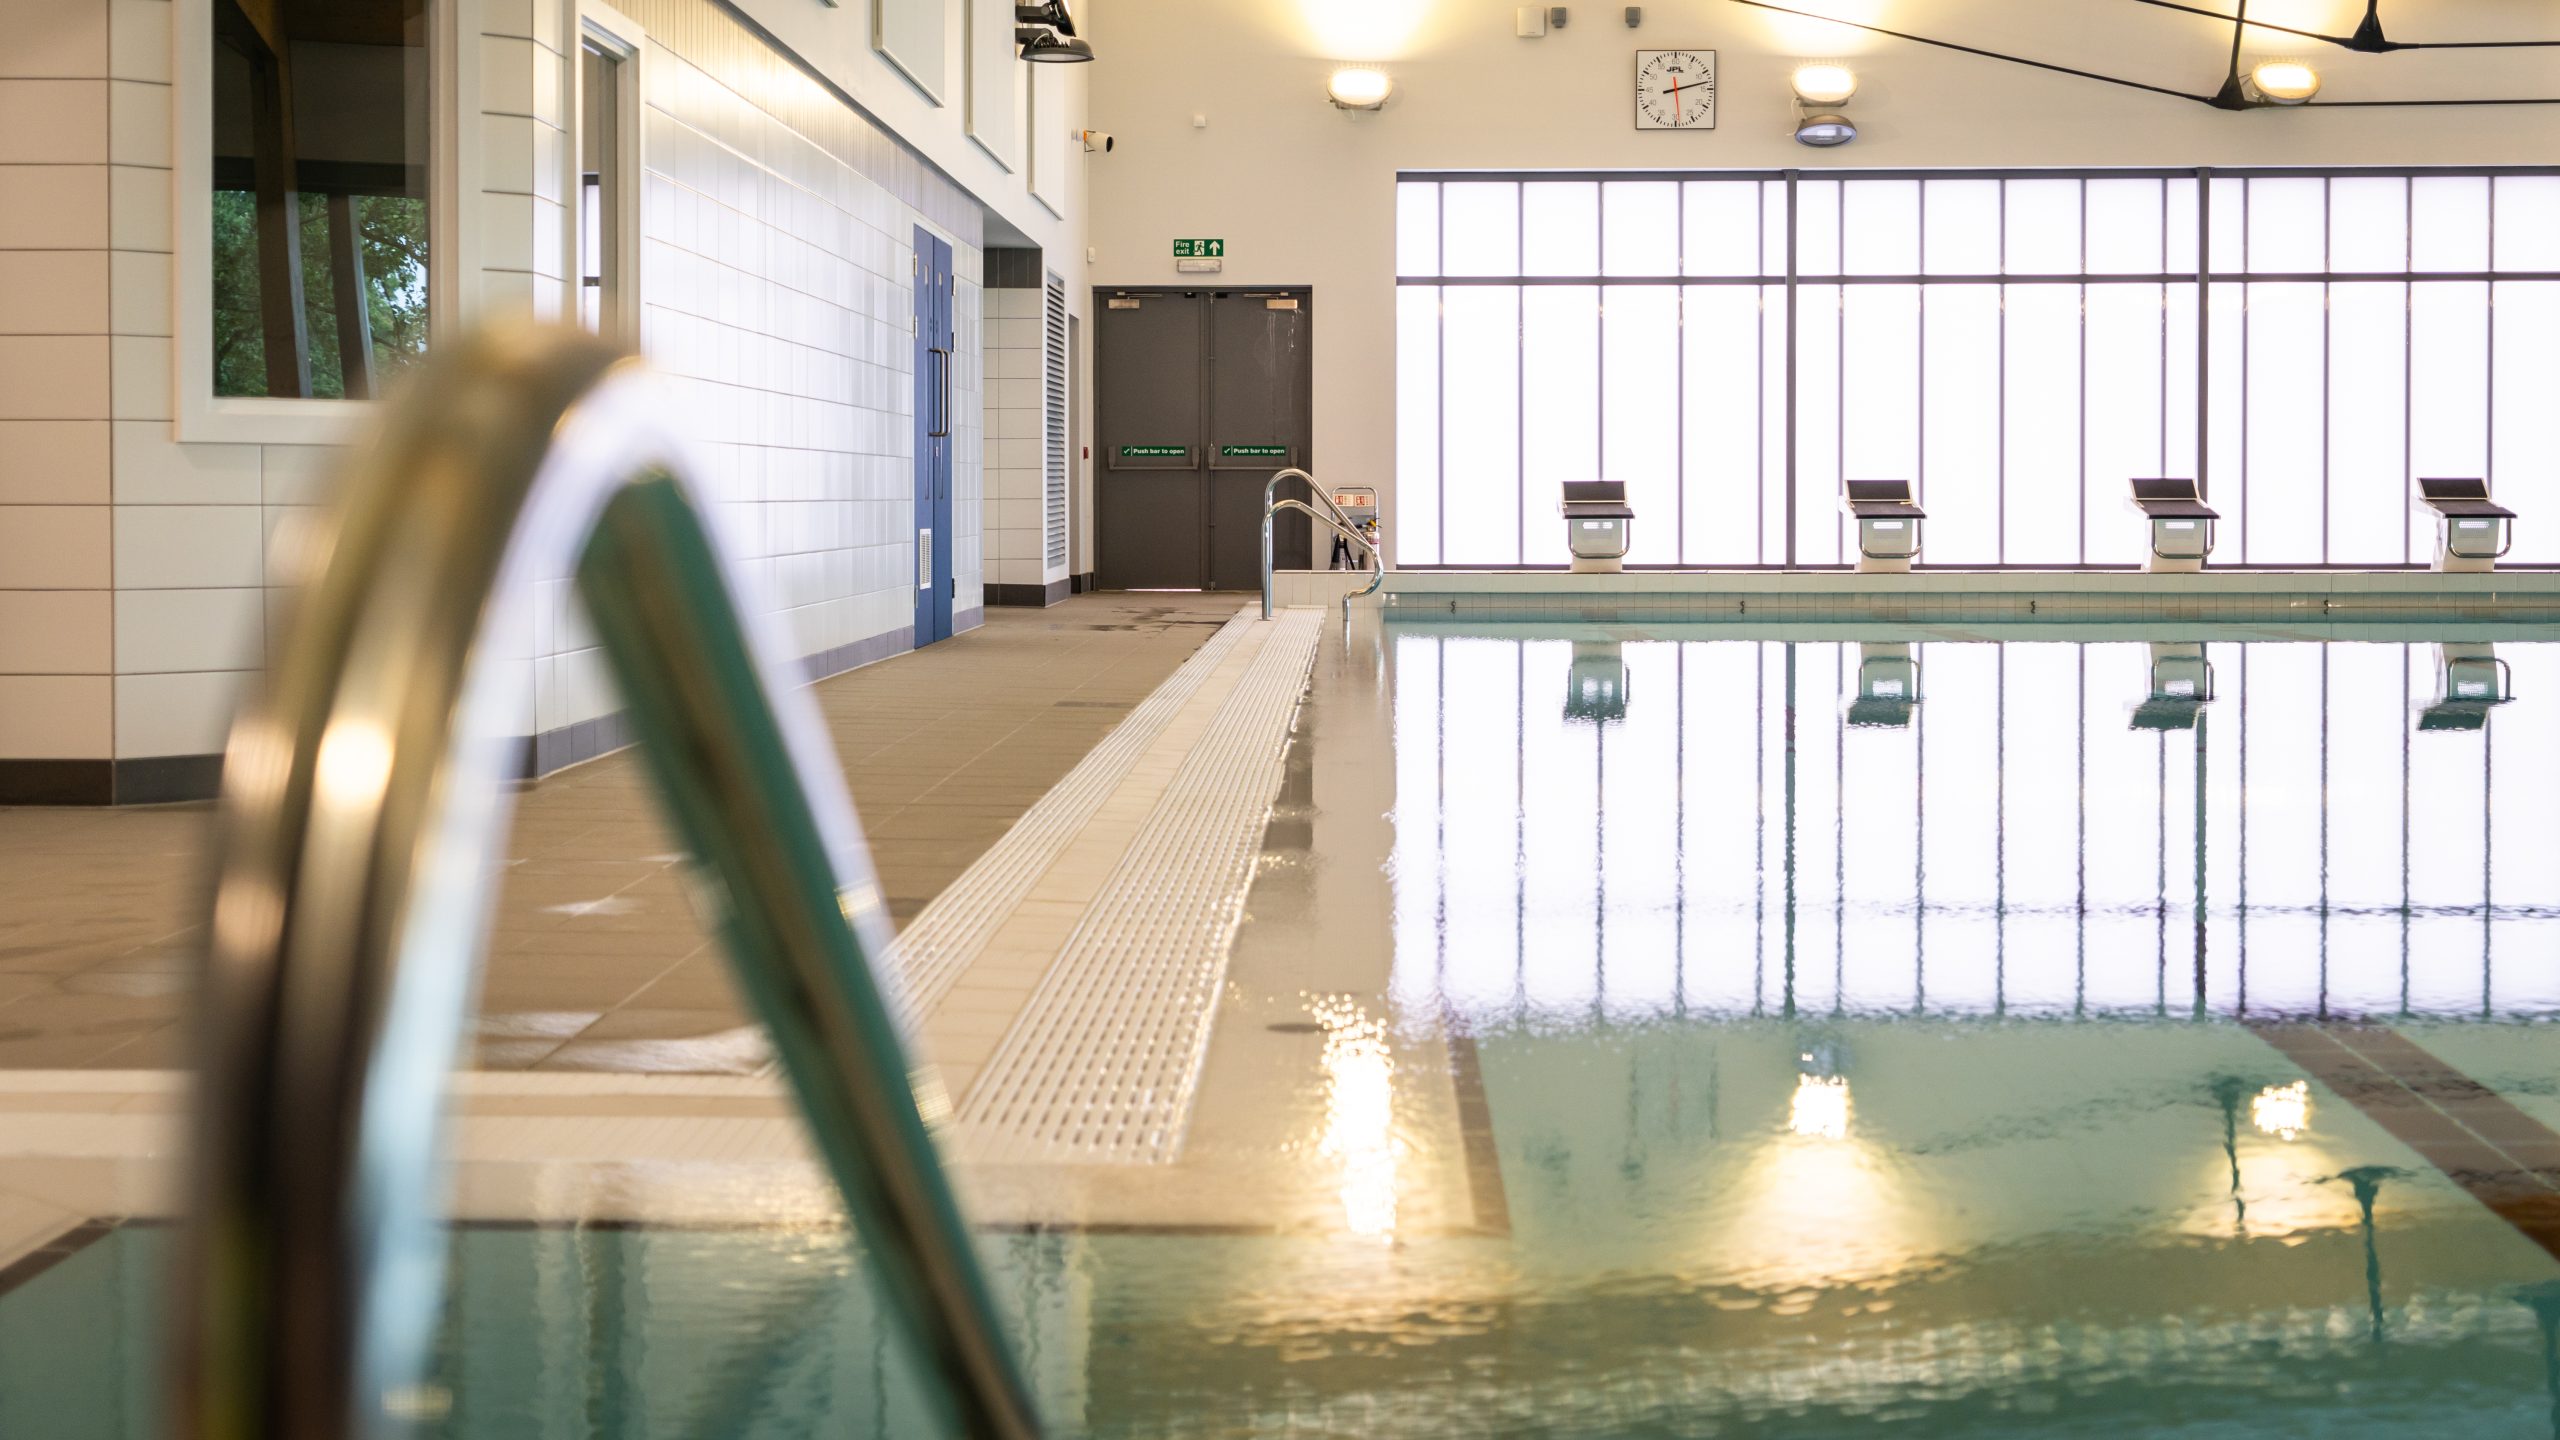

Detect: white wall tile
[0,165,108,248]
[114,586,262,674]
[115,668,244,756]
[106,162,168,251]
[0,335,108,418]
[107,248,168,335]
[113,421,259,504]
[106,77,166,167]
[0,250,108,333]
[107,333,168,418]
[0,505,109,588]
[113,503,261,588]
[0,590,108,673]
[0,79,107,162]
[0,675,110,756]
[0,420,107,503]
[107,0,169,85]
[479,34,537,116]
[259,445,341,506]
[0,0,109,80]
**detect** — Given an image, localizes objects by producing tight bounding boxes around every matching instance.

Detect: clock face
[1635,50,1717,131]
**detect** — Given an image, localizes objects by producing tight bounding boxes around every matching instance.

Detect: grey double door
[1095,288,1312,591]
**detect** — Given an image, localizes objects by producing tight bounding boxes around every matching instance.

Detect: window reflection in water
[1390,635,2558,1031]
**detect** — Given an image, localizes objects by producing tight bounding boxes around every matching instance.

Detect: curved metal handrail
[175,325,1042,1440]
[1260,467,1383,621]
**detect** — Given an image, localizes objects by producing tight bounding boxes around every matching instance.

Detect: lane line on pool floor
[2254,1021,2560,1261]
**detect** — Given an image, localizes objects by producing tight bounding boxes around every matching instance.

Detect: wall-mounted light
[2245,59,2321,104]
[1790,62,1858,146]
[1016,1,1094,62]
[1327,65,1394,110]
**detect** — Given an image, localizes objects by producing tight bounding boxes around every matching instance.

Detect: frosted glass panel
[1603,287,1679,563]
[1921,285,2000,565]
[1440,183,1518,276]
[1396,286,1443,564]
[2246,177,2326,273]
[2241,283,2324,564]
[1523,286,1598,562]
[1441,286,1522,563]
[2411,282,2489,481]
[2084,178,2164,274]
[1841,285,1919,480]
[2329,176,2407,273]
[1396,182,1440,277]
[1843,179,1919,275]
[2327,283,2409,566]
[1682,285,1766,563]
[2004,284,2082,561]
[1796,180,1841,277]
[1603,182,1679,276]
[2165,178,2200,273]
[2412,176,2490,272]
[1794,283,1842,563]
[1524,182,1599,275]
[1923,179,2000,274]
[2494,176,2560,271]
[2207,176,2246,273]
[2492,282,2560,564]
[1683,181,1764,277]
[2084,284,2165,565]
[2004,179,2081,275]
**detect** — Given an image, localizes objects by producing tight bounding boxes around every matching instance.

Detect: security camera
[1076,129,1114,153]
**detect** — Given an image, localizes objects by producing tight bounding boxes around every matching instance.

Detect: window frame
[174,0,462,444]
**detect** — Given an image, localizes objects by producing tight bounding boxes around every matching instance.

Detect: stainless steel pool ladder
[1261,466,1385,621]
[173,325,1044,1440]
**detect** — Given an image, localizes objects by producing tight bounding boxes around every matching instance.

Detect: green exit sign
[1172,238,1226,258]
[1220,444,1287,458]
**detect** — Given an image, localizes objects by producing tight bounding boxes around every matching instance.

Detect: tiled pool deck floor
[0,592,1242,1072]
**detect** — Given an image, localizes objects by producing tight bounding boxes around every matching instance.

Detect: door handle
[928,348,951,439]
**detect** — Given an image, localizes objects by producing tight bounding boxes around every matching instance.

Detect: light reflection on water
[1390,635,2560,1030]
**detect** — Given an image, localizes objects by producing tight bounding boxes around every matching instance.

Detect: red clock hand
[1670,75,1681,116]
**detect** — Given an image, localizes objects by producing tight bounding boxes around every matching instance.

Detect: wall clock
[1634,50,1717,130]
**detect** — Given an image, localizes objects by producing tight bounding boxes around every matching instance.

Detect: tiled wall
[983,258,1061,606]
[527,0,988,758]
[0,0,993,800]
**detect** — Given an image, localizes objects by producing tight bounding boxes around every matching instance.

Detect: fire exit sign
[1172,238,1225,258]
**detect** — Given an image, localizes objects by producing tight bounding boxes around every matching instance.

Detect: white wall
[1083,0,2560,550]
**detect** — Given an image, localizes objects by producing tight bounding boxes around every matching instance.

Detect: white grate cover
[957,608,1322,1164]
[886,608,1256,1012]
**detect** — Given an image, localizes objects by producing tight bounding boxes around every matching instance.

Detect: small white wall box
[2128,477,2218,573]
[2417,477,2515,573]
[1842,480,1923,573]
[2131,641,2215,731]
[1564,639,1630,724]
[1846,643,1918,728]
[2420,641,2513,732]
[1561,481,1633,573]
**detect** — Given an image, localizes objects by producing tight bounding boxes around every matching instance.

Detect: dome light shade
[1791,63,1858,106]
[1327,66,1393,109]
[2249,60,2320,103]
[1016,28,1094,62]
[1794,114,1857,147]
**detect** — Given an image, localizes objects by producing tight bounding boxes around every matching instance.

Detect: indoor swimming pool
[8,627,2560,1438]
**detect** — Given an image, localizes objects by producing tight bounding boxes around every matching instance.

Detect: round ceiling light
[1327,66,1394,110]
[1794,114,1857,147]
[1791,63,1859,106]
[2249,60,2320,104]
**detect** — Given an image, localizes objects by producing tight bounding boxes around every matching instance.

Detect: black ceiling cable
[2130,0,2560,51]
[1724,0,2560,107]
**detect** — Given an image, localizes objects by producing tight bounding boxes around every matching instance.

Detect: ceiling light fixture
[1327,65,1394,109]
[2245,59,2321,103]
[1790,61,1858,145]
[1015,1,1094,62]
[1791,62,1858,105]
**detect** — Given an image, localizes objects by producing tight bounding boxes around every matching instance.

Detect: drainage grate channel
[887,609,1256,1013]
[956,607,1323,1165]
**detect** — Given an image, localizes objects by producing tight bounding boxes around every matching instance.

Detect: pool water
[8,631,2560,1438]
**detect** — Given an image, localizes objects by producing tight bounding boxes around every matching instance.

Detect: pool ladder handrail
[173,324,1043,1440]
[1261,466,1385,621]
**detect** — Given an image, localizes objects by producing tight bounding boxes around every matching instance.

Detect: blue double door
[912,227,956,647]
